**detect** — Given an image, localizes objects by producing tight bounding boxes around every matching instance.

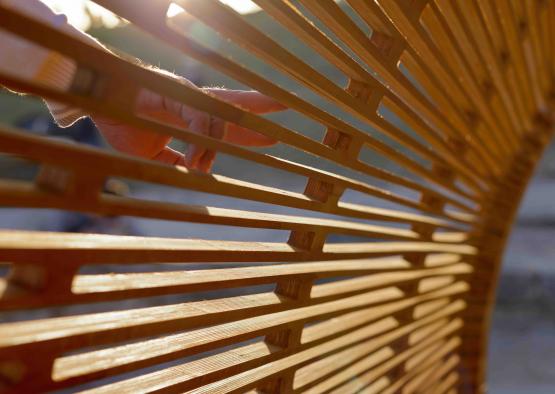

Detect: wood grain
[0,0,553,392]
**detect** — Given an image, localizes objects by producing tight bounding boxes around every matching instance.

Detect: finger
[152,147,186,166]
[92,116,172,158]
[195,117,226,172]
[185,113,210,169]
[225,123,278,147]
[205,89,287,114]
[135,88,164,114]
[197,150,216,173]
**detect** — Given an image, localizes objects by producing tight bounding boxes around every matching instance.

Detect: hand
[93,85,286,173]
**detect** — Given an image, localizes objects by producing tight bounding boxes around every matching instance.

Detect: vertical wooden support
[1,1,555,392]
[386,161,461,388]
[260,96,362,394]
[4,163,103,301]
[360,16,471,389]
[458,116,554,394]
[0,164,104,389]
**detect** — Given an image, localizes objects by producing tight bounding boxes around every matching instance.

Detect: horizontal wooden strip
[408,319,450,347]
[321,241,475,256]
[0,180,426,242]
[0,230,476,264]
[76,298,465,394]
[337,200,475,227]
[249,0,487,192]
[63,340,282,392]
[296,347,394,393]
[0,125,471,228]
[71,260,466,294]
[425,253,465,267]
[382,352,460,394]
[310,263,471,300]
[0,8,478,211]
[405,356,460,394]
[294,301,464,391]
[308,326,461,394]
[298,0,501,177]
[428,371,459,394]
[0,260,471,310]
[302,316,400,351]
[172,0,481,203]
[1,256,411,309]
[95,0,486,197]
[433,231,470,243]
[4,288,397,391]
[295,321,449,391]
[0,291,293,350]
[1,255,463,312]
[182,317,463,394]
[82,325,394,394]
[44,284,467,390]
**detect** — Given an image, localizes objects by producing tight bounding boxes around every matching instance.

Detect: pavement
[488,308,555,394]
[487,178,555,393]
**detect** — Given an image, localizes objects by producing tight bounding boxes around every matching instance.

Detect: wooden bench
[0,0,553,392]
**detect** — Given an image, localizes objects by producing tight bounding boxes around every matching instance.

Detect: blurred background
[0,1,554,392]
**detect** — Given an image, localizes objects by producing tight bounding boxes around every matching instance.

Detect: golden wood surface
[0,1,554,393]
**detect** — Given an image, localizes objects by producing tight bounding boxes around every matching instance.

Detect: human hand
[93,85,286,172]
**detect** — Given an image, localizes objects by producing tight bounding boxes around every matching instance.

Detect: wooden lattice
[0,1,554,393]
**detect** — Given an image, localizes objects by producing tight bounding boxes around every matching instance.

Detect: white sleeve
[0,0,88,126]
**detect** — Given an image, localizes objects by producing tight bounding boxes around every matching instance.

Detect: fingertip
[185,148,197,168]
[198,150,216,173]
[267,99,288,112]
[247,92,288,113]
[152,147,187,166]
[185,145,202,169]
[205,89,287,114]
[258,135,279,146]
[175,155,187,167]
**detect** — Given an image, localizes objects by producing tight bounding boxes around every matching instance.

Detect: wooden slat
[293,301,464,392]
[299,0,502,175]
[397,354,460,394]
[374,0,508,164]
[32,284,468,391]
[319,329,461,394]
[96,0,487,196]
[0,180,455,239]
[0,7,481,213]
[73,262,469,296]
[0,0,553,391]
[173,0,482,202]
[0,94,478,221]
[2,257,470,309]
[310,263,470,300]
[183,319,463,394]
[0,282,467,353]
[0,230,476,265]
[252,0,486,191]
[82,311,463,394]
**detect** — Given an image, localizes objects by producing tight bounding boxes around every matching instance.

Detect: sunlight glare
[219,0,260,14]
[167,3,186,18]
[44,0,260,29]
[167,0,260,18]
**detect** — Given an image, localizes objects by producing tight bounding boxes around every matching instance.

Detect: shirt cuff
[34,51,86,127]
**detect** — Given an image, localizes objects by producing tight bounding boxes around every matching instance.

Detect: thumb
[204,89,287,114]
[152,147,186,166]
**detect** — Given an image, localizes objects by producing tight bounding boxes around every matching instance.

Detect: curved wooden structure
[0,1,553,393]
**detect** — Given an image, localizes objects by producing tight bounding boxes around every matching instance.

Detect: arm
[0,0,285,172]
